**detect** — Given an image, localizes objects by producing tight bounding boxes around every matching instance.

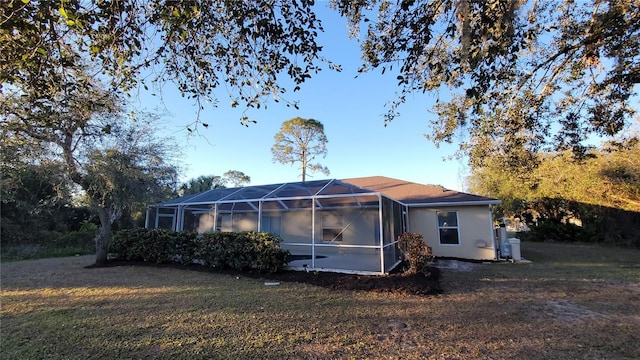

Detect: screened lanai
[146,179,406,274]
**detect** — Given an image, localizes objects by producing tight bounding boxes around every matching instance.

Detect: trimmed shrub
[172,231,201,265]
[110,228,180,263]
[397,232,434,275]
[200,232,247,269]
[110,229,290,273]
[246,231,290,273]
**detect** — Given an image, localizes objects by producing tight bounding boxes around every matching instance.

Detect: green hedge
[517,220,599,243]
[110,229,290,273]
[1,227,97,261]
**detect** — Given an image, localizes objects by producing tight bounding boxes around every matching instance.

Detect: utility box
[508,238,521,261]
[497,224,510,259]
[500,238,511,258]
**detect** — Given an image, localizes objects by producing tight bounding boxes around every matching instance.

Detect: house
[146,176,501,274]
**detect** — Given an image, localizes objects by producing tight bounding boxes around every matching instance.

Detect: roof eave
[404,200,502,207]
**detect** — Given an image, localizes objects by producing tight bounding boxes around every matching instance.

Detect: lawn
[1,241,639,359]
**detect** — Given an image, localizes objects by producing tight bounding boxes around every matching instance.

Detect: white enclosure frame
[147,179,406,274]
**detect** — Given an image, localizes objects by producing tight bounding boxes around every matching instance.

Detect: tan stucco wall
[313,209,379,246]
[280,210,313,243]
[408,206,496,260]
[233,213,259,232]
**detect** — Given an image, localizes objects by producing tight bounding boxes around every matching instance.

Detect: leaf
[59,7,68,18]
[67,20,75,26]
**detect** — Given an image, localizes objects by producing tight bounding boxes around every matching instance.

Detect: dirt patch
[259,267,442,296]
[544,299,607,323]
[97,259,443,296]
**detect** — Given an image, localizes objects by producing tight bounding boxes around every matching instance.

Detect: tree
[335,0,639,165]
[0,161,71,244]
[81,121,180,247]
[1,0,334,127]
[1,72,180,265]
[468,135,640,214]
[223,170,251,188]
[180,175,226,196]
[180,170,250,195]
[3,0,638,167]
[468,134,640,245]
[271,117,329,182]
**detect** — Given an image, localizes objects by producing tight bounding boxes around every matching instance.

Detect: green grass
[2,242,639,359]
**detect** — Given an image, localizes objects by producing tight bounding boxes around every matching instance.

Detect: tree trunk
[301,150,307,182]
[94,206,112,266]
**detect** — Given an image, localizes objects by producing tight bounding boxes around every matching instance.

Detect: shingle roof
[155,176,500,208]
[342,176,500,206]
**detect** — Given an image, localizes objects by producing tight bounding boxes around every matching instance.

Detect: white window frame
[322,212,344,242]
[437,211,460,246]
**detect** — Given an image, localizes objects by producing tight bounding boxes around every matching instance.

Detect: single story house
[146,176,501,274]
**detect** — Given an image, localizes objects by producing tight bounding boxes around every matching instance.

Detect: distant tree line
[179,171,251,196]
[468,134,640,247]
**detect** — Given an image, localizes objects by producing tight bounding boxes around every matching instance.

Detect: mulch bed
[95,260,443,296]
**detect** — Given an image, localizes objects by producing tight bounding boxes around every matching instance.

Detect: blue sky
[133,3,468,191]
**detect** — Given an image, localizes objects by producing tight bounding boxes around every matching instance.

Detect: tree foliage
[82,120,180,222]
[3,0,638,172]
[1,70,180,264]
[1,0,334,127]
[468,134,640,245]
[0,161,72,244]
[271,117,329,182]
[179,170,251,195]
[223,170,251,188]
[334,0,639,165]
[469,137,640,213]
[180,174,225,195]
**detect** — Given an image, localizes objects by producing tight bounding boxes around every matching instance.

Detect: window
[437,211,459,245]
[322,213,343,242]
[261,214,282,235]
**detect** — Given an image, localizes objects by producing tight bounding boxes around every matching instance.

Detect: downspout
[489,204,498,260]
